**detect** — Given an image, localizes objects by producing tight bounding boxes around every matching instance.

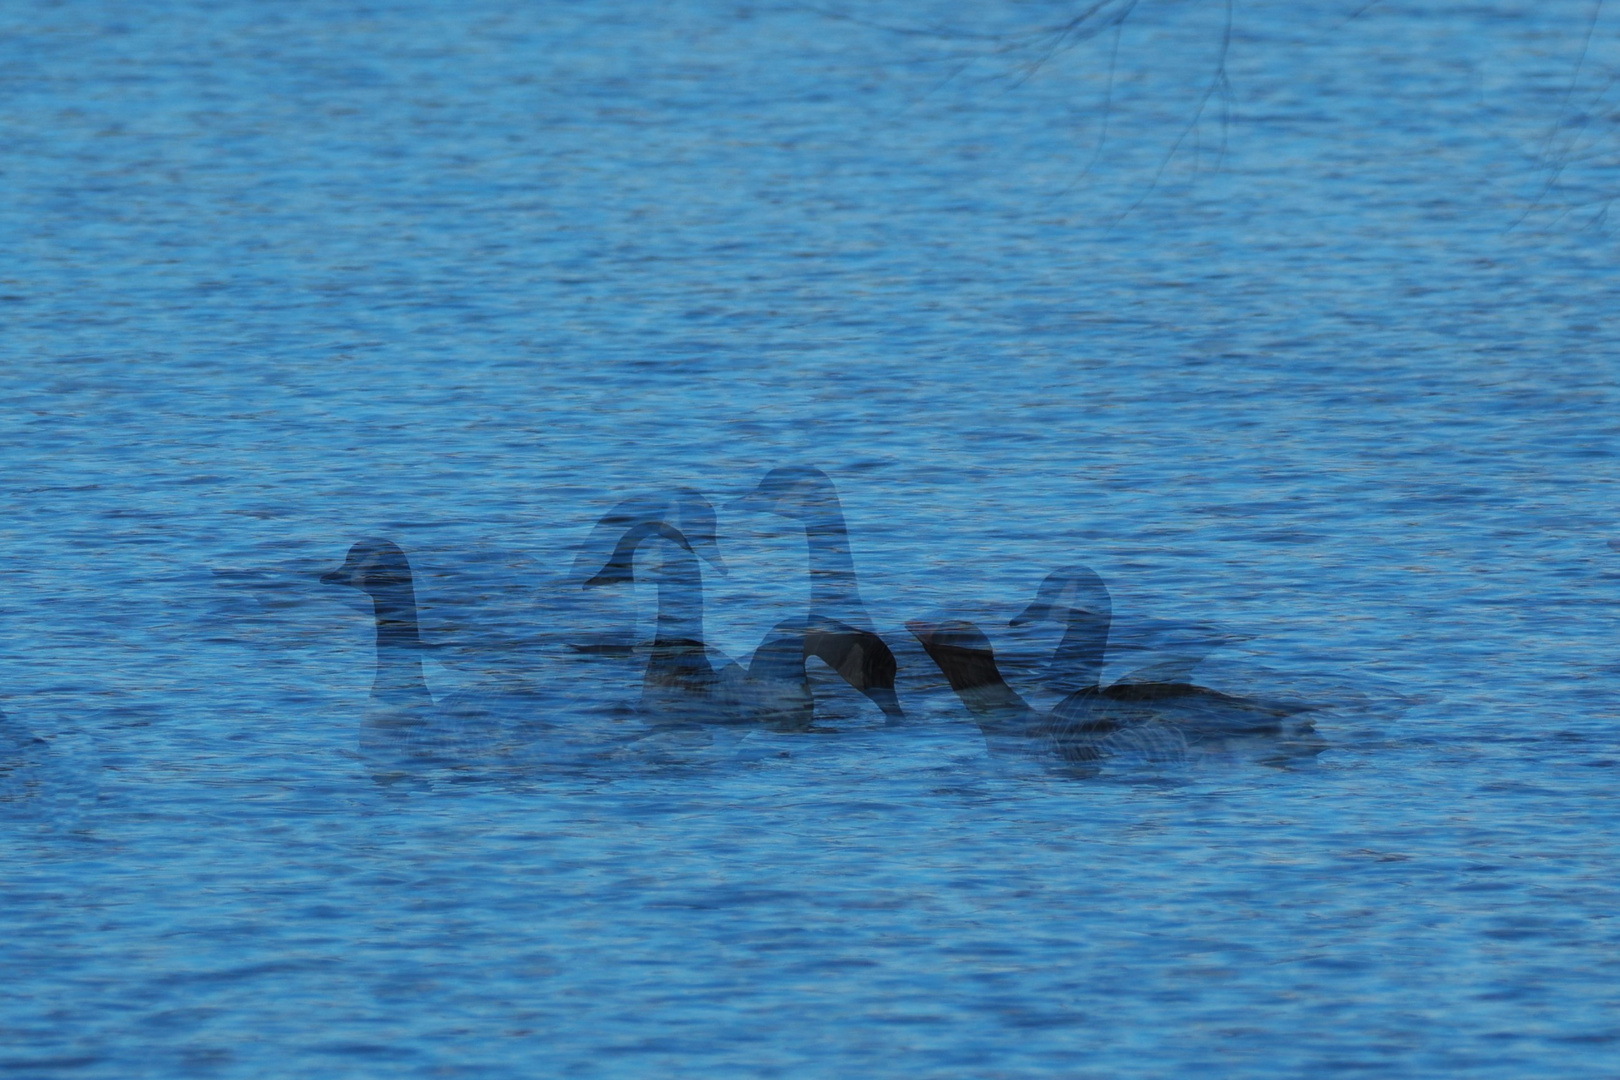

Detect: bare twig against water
[1513,0,1616,232]
[805,1,1232,222]
[1107,0,1232,229]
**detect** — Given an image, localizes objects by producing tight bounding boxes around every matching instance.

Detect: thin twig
[1512,0,1608,231]
[1108,0,1234,229]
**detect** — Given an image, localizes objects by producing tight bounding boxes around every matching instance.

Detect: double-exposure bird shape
[560,488,728,655]
[910,566,1321,770]
[730,467,905,724]
[322,539,563,778]
[584,519,818,730]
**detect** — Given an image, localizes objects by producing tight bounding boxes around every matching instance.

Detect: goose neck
[651,542,706,647]
[800,514,865,617]
[367,584,431,707]
[1048,612,1108,693]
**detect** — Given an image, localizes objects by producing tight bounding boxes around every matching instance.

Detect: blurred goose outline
[910,565,1321,769]
[587,519,818,731]
[322,539,552,774]
[731,466,904,724]
[561,488,728,656]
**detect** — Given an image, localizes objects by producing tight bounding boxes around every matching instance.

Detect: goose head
[1009,566,1111,629]
[663,487,726,574]
[906,619,1004,693]
[584,521,697,588]
[729,466,840,524]
[321,539,414,596]
[572,488,726,583]
[1010,566,1111,693]
[907,618,995,655]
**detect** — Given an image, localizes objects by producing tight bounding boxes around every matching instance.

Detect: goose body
[731,467,904,724]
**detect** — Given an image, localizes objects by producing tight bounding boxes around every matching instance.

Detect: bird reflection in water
[910,565,1323,773]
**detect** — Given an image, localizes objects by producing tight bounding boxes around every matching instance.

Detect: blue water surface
[3,0,1620,1075]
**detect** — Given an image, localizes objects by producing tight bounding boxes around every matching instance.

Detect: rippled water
[5,0,1620,1075]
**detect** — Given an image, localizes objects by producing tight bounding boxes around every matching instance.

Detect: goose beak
[906,619,989,652]
[320,566,351,587]
[1008,601,1049,628]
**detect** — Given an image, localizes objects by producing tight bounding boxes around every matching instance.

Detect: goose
[909,567,1321,769]
[328,490,729,672]
[730,466,905,724]
[560,488,728,656]
[322,538,557,776]
[586,519,816,731]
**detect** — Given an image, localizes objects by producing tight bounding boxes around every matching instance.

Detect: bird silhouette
[586,518,830,731]
[730,467,904,724]
[910,566,1321,770]
[322,539,563,779]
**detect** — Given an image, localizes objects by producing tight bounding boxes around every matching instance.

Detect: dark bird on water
[731,466,905,724]
[910,565,1322,770]
[322,539,551,776]
[585,518,823,731]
